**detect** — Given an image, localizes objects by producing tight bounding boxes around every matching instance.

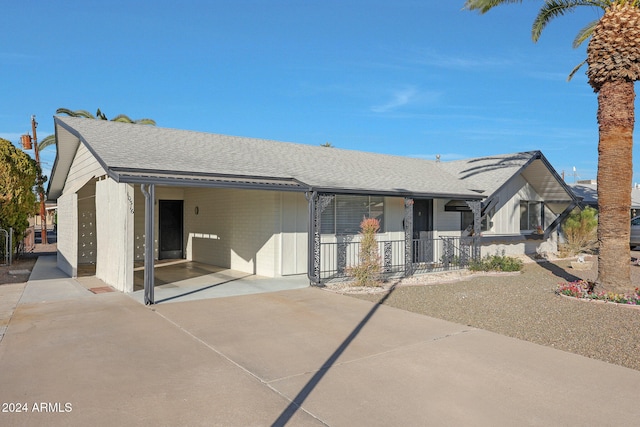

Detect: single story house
[570,180,640,217]
[47,116,579,304]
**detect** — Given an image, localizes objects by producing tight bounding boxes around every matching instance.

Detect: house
[440,152,579,257]
[47,116,579,304]
[570,180,640,217]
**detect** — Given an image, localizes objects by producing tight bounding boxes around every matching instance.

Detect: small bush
[347,217,382,287]
[561,207,597,256]
[469,252,523,272]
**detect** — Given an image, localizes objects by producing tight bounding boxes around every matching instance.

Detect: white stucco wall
[280,192,308,275]
[56,192,78,277]
[183,187,283,277]
[95,179,134,292]
[474,176,559,257]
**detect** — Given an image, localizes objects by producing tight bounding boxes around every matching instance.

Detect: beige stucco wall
[95,179,134,292]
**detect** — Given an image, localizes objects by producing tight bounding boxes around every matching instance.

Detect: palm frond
[111,114,134,123]
[567,59,587,81]
[133,118,157,126]
[532,0,592,42]
[55,108,95,119]
[38,134,56,151]
[572,19,599,47]
[463,0,523,14]
[95,108,108,120]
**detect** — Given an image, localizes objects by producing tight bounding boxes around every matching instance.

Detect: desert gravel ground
[349,255,640,372]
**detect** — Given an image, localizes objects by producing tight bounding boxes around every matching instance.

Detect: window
[520,201,543,231]
[321,195,384,234]
[461,210,492,233]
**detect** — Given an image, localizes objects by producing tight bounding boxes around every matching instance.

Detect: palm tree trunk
[596,79,635,292]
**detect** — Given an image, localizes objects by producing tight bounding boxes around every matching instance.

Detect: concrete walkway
[0,257,639,426]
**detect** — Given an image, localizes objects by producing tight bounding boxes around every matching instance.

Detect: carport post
[141,184,155,305]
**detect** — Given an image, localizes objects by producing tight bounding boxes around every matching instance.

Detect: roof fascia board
[114,174,309,192]
[313,187,484,200]
[45,120,62,196]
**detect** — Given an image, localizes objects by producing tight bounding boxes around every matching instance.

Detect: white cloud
[371,88,418,113]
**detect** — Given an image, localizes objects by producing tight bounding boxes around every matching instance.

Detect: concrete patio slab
[154,289,640,426]
[0,293,321,427]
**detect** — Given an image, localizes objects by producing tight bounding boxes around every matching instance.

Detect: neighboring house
[28,202,57,229]
[570,180,640,217]
[47,117,579,303]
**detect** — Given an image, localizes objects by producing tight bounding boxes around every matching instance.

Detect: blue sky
[2,1,638,186]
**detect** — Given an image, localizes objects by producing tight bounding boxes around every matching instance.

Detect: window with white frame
[520,201,543,231]
[321,195,384,234]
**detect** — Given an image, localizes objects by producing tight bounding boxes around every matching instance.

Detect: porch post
[306,191,318,285]
[306,192,334,285]
[404,197,414,277]
[141,183,155,305]
[466,200,482,261]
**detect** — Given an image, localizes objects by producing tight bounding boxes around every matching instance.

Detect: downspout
[141,184,155,305]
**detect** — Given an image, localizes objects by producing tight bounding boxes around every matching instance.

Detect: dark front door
[413,199,433,263]
[159,200,183,259]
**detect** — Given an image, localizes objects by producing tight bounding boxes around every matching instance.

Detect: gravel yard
[349,255,640,372]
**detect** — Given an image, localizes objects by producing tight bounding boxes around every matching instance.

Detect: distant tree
[320,142,334,148]
[38,107,157,150]
[0,138,38,250]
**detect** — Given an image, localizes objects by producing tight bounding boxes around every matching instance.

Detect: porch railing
[319,236,476,281]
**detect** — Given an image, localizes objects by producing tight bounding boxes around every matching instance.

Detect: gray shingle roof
[52,116,485,199]
[438,152,538,195]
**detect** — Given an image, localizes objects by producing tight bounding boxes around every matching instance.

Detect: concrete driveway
[1,259,639,426]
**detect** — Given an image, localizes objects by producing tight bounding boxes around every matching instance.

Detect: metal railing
[319,236,476,281]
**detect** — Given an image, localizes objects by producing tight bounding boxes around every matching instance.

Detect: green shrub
[469,251,523,272]
[561,207,597,256]
[347,217,382,287]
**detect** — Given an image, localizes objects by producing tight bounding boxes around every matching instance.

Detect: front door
[413,199,433,263]
[159,200,183,259]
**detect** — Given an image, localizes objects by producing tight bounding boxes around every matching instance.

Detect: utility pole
[21,115,47,244]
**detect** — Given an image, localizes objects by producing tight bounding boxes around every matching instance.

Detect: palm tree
[56,108,156,125]
[38,108,156,150]
[464,1,640,293]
